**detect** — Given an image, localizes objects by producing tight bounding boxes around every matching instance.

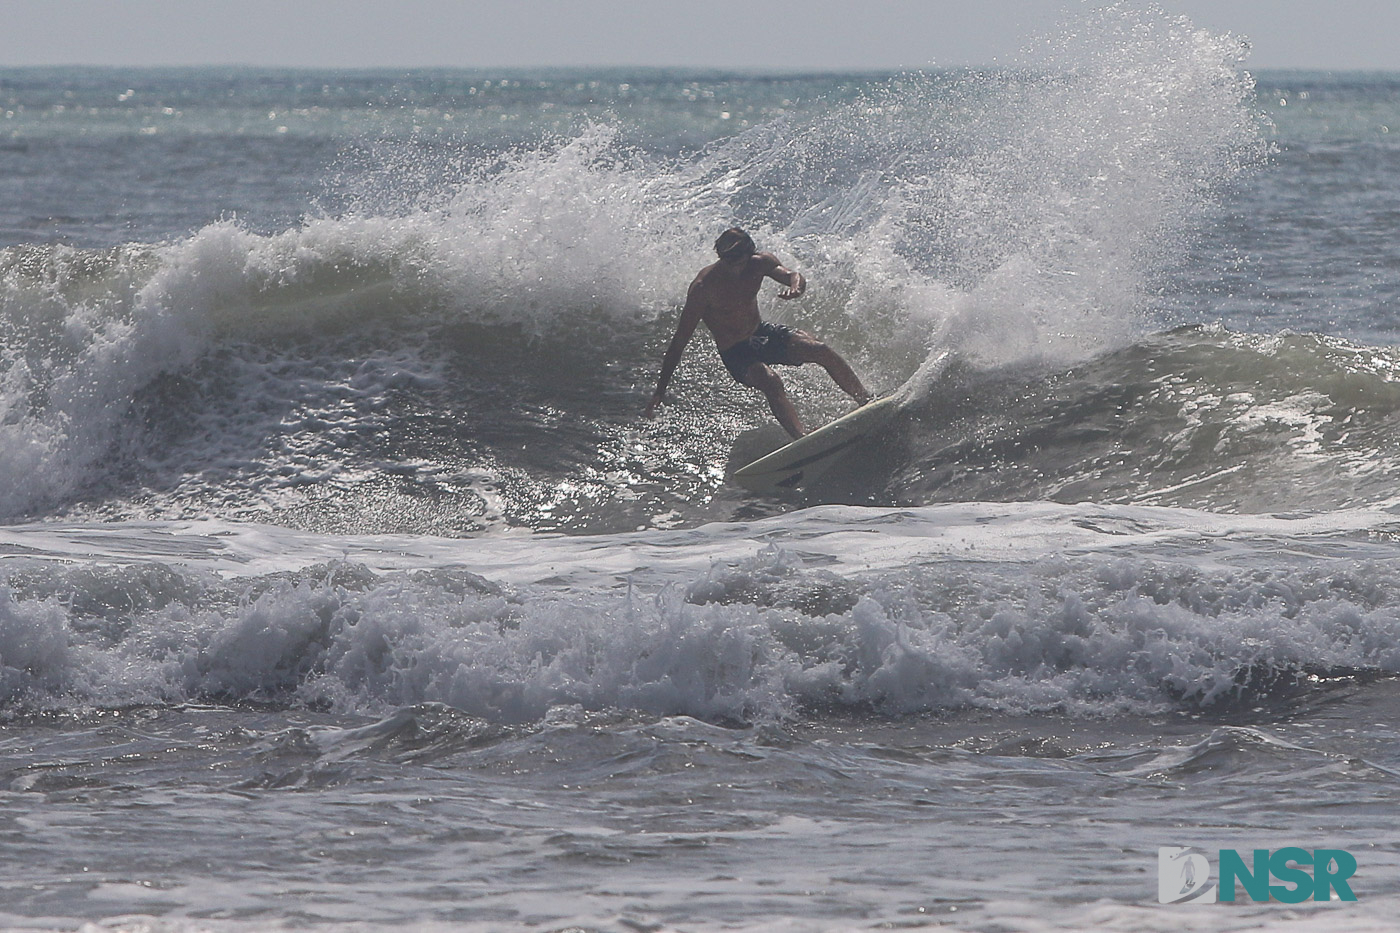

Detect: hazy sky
[2,1,1398,72]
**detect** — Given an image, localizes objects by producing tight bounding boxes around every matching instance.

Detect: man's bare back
[644,227,869,439]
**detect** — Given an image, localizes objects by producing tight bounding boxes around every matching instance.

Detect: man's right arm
[643,283,705,418]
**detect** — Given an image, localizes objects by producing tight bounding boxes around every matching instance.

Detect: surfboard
[730,349,952,494]
[732,394,900,493]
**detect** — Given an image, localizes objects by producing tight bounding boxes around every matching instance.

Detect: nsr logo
[1158,847,1358,904]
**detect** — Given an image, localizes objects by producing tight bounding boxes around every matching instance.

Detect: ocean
[3,6,1400,931]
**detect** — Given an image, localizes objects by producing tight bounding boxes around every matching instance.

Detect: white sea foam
[2,502,1398,722]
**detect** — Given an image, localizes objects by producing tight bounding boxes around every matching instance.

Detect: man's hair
[715,227,756,259]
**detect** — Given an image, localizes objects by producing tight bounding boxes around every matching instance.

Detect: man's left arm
[760,253,805,300]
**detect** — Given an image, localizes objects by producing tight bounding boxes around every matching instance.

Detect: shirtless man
[643,227,871,438]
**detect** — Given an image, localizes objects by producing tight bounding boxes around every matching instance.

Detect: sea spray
[835,6,1265,368]
[0,6,1268,527]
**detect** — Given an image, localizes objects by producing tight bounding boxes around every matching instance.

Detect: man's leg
[745,363,805,439]
[784,331,872,405]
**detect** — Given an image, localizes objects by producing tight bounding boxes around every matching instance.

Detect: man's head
[715,227,756,263]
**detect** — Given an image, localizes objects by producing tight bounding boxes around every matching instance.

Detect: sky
[1,0,1398,72]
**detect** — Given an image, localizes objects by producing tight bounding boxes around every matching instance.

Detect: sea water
[3,6,1400,931]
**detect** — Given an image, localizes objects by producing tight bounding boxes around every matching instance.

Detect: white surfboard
[732,394,900,493]
[731,350,950,494]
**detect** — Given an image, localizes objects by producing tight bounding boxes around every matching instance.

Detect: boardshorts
[718,322,796,384]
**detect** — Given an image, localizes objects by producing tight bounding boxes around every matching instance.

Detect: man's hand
[778,270,805,300]
[643,389,666,419]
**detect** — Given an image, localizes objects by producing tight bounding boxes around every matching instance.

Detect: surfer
[643,227,871,438]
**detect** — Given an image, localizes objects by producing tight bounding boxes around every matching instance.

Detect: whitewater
[4,6,1400,931]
